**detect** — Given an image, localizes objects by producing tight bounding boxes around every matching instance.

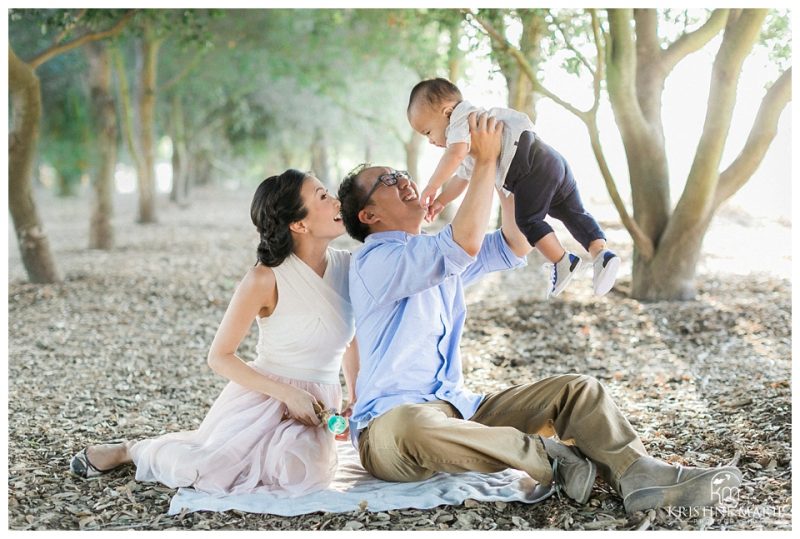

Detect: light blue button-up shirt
[349,224,526,446]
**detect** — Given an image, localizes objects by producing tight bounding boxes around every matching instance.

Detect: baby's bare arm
[427,142,469,190]
[436,176,469,206]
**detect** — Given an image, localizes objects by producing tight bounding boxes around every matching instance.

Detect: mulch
[7,186,791,530]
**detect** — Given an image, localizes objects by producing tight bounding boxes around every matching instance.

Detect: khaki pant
[358,374,647,491]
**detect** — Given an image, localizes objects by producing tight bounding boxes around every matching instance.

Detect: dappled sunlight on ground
[7,186,791,530]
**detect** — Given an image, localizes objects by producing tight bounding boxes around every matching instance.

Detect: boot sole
[623,467,742,514]
[572,458,597,505]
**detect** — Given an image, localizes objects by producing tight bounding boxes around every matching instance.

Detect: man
[336,112,741,513]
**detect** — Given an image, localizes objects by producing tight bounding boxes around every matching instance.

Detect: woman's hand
[280,386,323,427]
[334,399,356,441]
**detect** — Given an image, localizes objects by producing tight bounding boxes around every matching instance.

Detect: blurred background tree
[9,8,135,282]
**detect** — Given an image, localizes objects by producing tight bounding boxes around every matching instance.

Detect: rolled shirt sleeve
[352,224,475,306]
[462,229,527,287]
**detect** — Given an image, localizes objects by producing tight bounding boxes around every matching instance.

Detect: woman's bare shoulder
[238,264,277,297]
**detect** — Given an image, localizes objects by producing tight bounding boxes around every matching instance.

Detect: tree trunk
[403,131,423,183]
[490,10,546,229]
[193,149,212,186]
[86,41,116,250]
[363,138,372,164]
[170,137,181,202]
[183,148,192,200]
[169,93,188,206]
[310,126,330,187]
[279,142,294,171]
[8,47,61,283]
[607,10,672,249]
[511,10,545,122]
[135,27,161,223]
[56,171,80,197]
[631,212,712,300]
[490,10,545,123]
[447,18,463,83]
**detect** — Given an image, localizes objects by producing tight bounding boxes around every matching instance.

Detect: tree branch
[586,121,655,260]
[661,9,729,71]
[661,9,768,254]
[589,9,604,114]
[633,9,659,58]
[160,48,207,93]
[681,9,768,207]
[715,68,792,207]
[466,10,588,120]
[51,9,88,47]
[328,94,404,143]
[606,9,641,126]
[28,10,137,70]
[110,43,143,172]
[552,13,595,76]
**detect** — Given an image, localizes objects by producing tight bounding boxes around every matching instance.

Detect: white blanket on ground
[168,442,554,516]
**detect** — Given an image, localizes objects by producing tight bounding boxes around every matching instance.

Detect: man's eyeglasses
[360,170,410,210]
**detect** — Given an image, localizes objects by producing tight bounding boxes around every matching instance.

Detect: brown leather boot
[618,456,742,514]
[540,436,597,504]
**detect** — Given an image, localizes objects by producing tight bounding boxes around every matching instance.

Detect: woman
[70,169,358,496]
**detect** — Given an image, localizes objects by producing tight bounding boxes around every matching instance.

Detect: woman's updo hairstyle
[250,169,309,267]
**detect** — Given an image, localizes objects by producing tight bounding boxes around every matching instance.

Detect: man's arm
[497,191,534,257]
[352,231,475,305]
[450,112,503,256]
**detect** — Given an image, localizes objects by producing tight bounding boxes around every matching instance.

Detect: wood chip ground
[8,187,791,530]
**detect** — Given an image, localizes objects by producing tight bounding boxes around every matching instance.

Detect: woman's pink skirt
[129,364,341,496]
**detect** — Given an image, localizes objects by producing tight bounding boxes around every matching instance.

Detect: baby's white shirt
[445,100,535,194]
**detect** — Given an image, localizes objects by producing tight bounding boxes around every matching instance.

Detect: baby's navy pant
[503,131,605,251]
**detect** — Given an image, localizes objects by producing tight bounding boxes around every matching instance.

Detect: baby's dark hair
[337,163,372,243]
[407,78,462,114]
[250,169,308,266]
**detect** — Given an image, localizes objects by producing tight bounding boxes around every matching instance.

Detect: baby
[407,78,619,298]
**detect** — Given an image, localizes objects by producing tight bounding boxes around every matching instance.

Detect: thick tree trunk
[135,28,161,223]
[631,213,712,300]
[8,47,61,283]
[624,9,773,301]
[86,41,116,250]
[607,10,672,254]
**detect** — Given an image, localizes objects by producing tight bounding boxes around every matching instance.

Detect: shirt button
[443,390,452,397]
